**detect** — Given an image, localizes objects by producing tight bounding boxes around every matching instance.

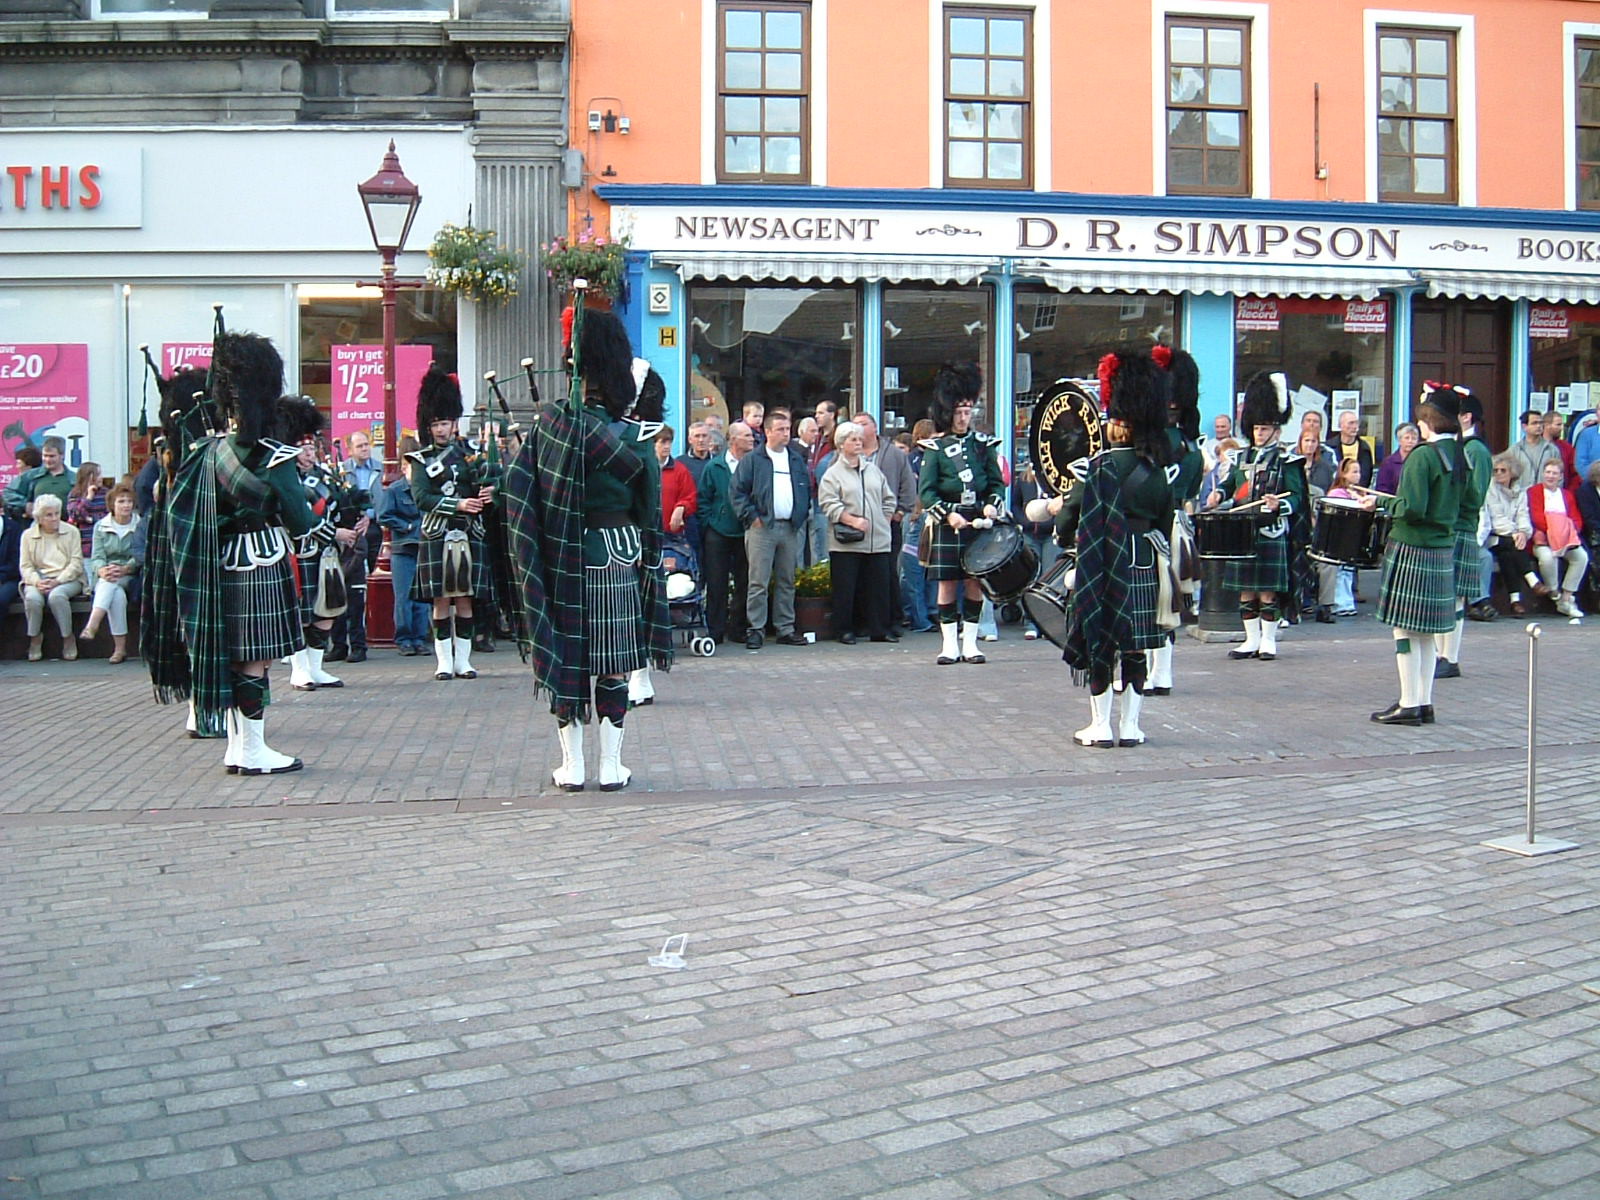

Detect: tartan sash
[168,439,229,737]
[141,485,191,705]
[1064,452,1135,687]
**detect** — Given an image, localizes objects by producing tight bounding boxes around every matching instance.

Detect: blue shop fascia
[602,183,1600,459]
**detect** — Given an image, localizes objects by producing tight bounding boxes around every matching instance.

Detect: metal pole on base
[1483,623,1578,857]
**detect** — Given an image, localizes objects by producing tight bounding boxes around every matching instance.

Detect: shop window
[297,285,457,446]
[717,2,811,183]
[686,284,855,431]
[1165,17,1250,197]
[944,6,1032,189]
[1010,289,1177,474]
[1377,27,1457,204]
[1577,41,1600,210]
[1233,296,1392,446]
[882,287,993,436]
[1528,304,1600,418]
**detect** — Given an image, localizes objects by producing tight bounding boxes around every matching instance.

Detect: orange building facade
[570,0,1600,460]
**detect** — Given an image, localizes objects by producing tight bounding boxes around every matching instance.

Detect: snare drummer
[918,362,1005,666]
[1205,372,1306,661]
[1064,349,1175,748]
[1363,390,1467,726]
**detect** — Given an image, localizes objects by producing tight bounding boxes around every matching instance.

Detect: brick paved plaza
[2,616,1597,1199]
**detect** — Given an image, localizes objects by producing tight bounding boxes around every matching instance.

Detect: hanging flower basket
[426,222,525,306]
[541,231,628,302]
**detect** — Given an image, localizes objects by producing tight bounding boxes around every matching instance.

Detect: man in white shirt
[731,409,812,649]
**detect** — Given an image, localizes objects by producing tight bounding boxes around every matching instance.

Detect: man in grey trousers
[732,408,812,650]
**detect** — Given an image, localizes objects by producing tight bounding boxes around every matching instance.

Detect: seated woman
[65,461,107,561]
[81,483,143,663]
[1483,453,1546,614]
[19,493,85,661]
[1527,458,1588,618]
[1374,423,1419,496]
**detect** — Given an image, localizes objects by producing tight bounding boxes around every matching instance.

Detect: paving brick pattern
[1,614,1596,1198]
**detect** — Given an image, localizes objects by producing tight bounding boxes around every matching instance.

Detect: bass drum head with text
[1028,379,1103,500]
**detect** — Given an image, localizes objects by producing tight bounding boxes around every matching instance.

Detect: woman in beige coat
[20,492,85,661]
[819,421,897,644]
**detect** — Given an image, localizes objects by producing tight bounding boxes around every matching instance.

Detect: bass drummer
[1204,371,1308,662]
[917,362,1005,666]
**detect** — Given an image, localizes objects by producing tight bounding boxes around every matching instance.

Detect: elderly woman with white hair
[19,492,85,661]
[818,419,897,643]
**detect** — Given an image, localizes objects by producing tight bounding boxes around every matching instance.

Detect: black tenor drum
[1194,510,1260,561]
[961,522,1040,604]
[1310,498,1391,569]
[1021,554,1073,649]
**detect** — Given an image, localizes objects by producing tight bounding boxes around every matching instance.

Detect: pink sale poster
[330,343,434,456]
[0,343,91,492]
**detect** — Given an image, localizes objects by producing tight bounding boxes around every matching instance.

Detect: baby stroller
[660,532,716,657]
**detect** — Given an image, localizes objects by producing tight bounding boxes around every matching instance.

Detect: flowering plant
[426,222,524,305]
[794,561,832,598]
[540,230,628,301]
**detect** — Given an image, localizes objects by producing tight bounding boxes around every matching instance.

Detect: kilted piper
[408,364,494,682]
[1206,371,1308,662]
[164,331,345,774]
[1365,388,1468,726]
[277,397,349,693]
[505,304,674,793]
[1432,384,1493,679]
[1064,349,1176,748]
[917,362,1006,666]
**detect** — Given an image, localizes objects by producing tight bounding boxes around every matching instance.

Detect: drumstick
[1229,493,1287,513]
[1347,484,1397,499]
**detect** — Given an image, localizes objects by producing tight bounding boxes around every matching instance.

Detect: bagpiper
[408,364,494,682]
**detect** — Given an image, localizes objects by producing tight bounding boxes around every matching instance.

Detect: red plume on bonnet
[1097,353,1120,413]
[1150,344,1173,371]
[560,306,576,353]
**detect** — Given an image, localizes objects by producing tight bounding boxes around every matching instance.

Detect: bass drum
[1021,555,1073,649]
[1027,379,1103,501]
[961,522,1040,604]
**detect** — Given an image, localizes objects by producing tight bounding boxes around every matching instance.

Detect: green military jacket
[917,431,1004,521]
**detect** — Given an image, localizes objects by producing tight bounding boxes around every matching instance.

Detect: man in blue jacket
[732,408,811,649]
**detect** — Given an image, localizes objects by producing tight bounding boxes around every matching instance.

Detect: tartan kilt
[412,533,491,601]
[1450,529,1482,600]
[222,556,303,662]
[585,559,646,676]
[1376,541,1457,633]
[925,519,978,582]
[1222,531,1290,592]
[1124,554,1165,651]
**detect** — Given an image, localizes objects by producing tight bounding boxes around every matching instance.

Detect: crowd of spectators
[7,394,1600,664]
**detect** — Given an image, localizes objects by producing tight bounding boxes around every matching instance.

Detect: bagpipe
[475,355,544,652]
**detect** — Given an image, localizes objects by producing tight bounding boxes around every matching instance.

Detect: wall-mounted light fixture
[841,321,855,341]
[1015,323,1031,341]
[883,320,902,339]
[963,320,986,336]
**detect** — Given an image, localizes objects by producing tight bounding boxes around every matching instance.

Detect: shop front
[606,185,1600,465]
[0,127,473,489]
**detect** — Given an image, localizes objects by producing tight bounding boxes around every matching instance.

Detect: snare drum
[961,522,1040,604]
[1310,498,1389,569]
[1021,555,1074,649]
[1194,510,1260,561]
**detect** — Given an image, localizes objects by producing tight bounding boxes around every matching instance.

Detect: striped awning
[1019,261,1417,300]
[1421,270,1600,304]
[653,253,996,285]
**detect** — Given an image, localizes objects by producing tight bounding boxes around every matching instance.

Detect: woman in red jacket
[1528,459,1588,618]
[655,426,698,536]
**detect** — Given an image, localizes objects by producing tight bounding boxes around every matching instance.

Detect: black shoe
[322,648,348,663]
[838,633,857,645]
[474,638,496,653]
[1227,647,1258,660]
[1256,651,1276,662]
[1371,702,1424,726]
[870,634,899,643]
[776,632,808,646]
[1145,686,1171,696]
[347,648,367,663]
[1419,705,1436,724]
[1316,606,1337,625]
[745,631,763,650]
[1434,659,1461,679]
[1467,602,1498,622]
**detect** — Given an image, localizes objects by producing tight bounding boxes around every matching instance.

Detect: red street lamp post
[355,140,422,482]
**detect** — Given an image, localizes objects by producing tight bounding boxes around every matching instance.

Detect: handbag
[834,522,865,544]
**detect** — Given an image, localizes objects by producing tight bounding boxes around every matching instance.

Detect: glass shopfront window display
[686,284,858,431]
[881,286,993,435]
[1234,296,1391,445]
[1529,304,1600,420]
[1009,289,1178,474]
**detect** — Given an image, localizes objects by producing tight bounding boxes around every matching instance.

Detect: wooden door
[1410,299,1511,449]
